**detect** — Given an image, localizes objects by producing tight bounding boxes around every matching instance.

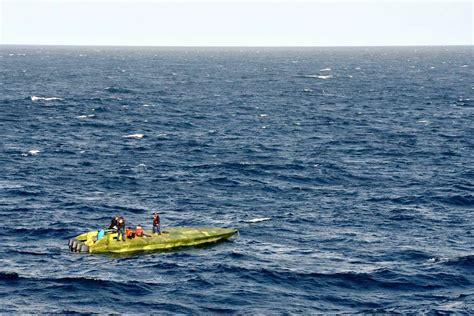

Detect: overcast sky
[0,0,472,46]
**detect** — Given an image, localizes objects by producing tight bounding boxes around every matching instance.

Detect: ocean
[0,45,473,313]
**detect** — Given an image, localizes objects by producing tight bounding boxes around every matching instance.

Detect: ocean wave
[392,249,433,261]
[212,265,471,291]
[443,255,474,269]
[21,149,40,156]
[4,226,73,238]
[76,114,96,119]
[388,208,418,221]
[295,74,333,80]
[123,134,144,139]
[0,272,154,294]
[206,176,241,187]
[30,96,63,102]
[104,86,135,94]
[436,195,474,206]
[244,217,271,223]
[0,271,20,280]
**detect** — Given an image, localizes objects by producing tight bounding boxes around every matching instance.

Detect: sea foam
[31,96,63,102]
[123,134,145,139]
[245,217,271,223]
[21,149,40,157]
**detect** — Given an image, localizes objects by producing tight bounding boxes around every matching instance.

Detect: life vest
[153,215,160,225]
[135,226,144,237]
[125,227,134,238]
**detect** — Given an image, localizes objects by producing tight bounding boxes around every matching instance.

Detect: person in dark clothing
[109,215,119,230]
[116,216,126,241]
[152,212,161,235]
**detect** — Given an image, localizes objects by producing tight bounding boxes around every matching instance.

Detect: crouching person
[135,224,144,237]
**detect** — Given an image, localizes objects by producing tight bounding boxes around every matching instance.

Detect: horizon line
[1,43,472,48]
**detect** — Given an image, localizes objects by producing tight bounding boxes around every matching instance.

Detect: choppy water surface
[0,46,473,313]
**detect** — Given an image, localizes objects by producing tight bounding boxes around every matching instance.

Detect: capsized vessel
[68,227,237,254]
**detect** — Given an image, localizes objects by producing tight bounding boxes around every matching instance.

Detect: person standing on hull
[152,212,161,235]
[116,215,126,241]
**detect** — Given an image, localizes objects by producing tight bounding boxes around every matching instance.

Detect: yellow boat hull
[69,227,237,254]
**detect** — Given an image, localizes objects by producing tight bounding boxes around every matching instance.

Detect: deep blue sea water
[0,45,473,313]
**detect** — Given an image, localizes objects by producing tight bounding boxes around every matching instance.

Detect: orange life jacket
[125,227,134,238]
[135,226,144,237]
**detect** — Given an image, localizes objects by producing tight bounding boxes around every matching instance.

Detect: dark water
[0,45,473,313]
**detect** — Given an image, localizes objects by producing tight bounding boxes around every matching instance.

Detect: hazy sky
[1,0,472,46]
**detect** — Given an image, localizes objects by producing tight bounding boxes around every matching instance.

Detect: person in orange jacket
[125,227,135,239]
[135,224,144,237]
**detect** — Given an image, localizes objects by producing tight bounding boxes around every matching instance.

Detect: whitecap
[298,75,332,79]
[123,134,144,139]
[259,114,268,117]
[31,96,63,102]
[320,68,331,72]
[245,217,271,223]
[303,88,313,92]
[460,65,469,68]
[22,149,40,156]
[77,114,95,119]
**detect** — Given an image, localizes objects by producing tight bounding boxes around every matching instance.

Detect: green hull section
[73,227,237,254]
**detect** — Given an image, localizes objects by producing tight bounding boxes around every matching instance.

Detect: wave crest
[30,96,63,101]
